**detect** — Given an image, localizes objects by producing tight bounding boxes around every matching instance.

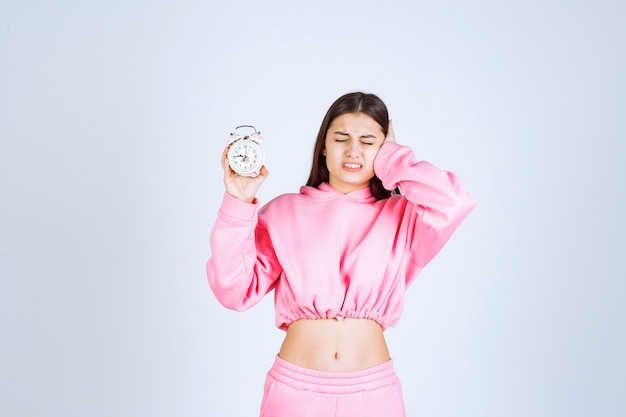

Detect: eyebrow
[332,131,378,139]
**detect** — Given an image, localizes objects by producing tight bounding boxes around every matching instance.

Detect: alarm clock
[226,125,265,177]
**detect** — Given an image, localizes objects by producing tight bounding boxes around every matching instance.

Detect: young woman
[207,92,476,417]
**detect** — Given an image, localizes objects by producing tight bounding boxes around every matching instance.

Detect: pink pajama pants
[259,355,406,417]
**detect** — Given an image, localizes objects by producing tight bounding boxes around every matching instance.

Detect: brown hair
[306,92,396,200]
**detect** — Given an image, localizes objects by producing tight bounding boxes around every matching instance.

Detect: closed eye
[360,134,377,144]
[331,132,378,145]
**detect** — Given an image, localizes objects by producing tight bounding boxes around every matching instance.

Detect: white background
[1,1,624,416]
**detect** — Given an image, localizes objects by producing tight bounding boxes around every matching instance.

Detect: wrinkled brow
[332,131,378,138]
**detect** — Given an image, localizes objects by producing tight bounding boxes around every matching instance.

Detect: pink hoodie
[207,142,476,331]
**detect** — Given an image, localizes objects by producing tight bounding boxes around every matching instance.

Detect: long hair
[306,92,395,201]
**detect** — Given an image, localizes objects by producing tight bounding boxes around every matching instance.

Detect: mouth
[343,163,362,169]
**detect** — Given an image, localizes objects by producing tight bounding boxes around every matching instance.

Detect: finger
[221,146,235,177]
[221,148,229,172]
[385,119,396,143]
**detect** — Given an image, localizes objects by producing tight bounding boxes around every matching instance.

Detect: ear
[322,149,327,156]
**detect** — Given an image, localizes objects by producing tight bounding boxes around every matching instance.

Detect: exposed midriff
[278,317,390,372]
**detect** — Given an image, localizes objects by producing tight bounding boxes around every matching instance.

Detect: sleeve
[206,192,282,311]
[374,142,476,276]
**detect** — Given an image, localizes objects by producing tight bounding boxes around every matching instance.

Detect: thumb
[385,119,396,143]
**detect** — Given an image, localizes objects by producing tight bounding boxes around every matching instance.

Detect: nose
[346,140,360,158]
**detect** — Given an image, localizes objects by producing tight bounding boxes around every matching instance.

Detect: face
[323,112,385,193]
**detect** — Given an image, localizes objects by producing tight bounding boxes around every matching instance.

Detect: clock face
[228,140,262,175]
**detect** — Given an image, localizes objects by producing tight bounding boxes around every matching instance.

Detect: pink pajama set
[207,142,475,417]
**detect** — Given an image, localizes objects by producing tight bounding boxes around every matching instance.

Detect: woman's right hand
[221,146,269,203]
